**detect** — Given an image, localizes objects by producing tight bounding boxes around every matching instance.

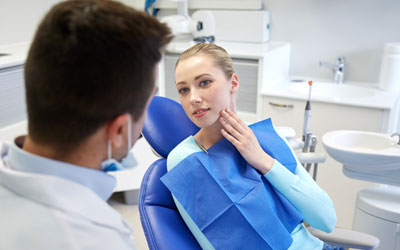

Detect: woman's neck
[194,121,224,150]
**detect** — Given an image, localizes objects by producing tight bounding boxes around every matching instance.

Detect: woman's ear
[230,74,239,94]
[229,74,239,113]
[106,113,129,148]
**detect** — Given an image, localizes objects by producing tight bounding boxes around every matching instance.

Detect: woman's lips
[192,108,210,118]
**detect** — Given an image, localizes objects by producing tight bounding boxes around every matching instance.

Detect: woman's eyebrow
[176,81,186,86]
[195,73,212,80]
[176,73,212,85]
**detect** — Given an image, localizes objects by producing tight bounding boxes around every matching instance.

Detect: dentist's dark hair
[24,0,172,153]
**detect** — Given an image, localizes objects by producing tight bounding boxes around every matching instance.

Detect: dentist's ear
[106,113,130,148]
[230,74,239,94]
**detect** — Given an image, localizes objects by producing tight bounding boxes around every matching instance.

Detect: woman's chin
[192,119,215,129]
[193,121,207,129]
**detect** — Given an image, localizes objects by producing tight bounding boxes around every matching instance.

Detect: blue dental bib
[161,119,303,250]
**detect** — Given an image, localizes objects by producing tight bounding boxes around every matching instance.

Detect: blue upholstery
[142,96,199,158]
[139,96,201,250]
[139,159,201,250]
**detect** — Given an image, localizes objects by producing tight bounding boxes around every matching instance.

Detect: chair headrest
[142,96,199,158]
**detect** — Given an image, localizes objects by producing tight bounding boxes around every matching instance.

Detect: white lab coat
[0,143,136,250]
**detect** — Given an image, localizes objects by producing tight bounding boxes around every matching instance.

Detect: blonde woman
[161,43,342,250]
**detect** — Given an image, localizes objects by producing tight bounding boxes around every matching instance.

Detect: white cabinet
[262,95,385,229]
[0,64,26,128]
[354,206,400,250]
[0,42,29,129]
[158,40,291,123]
[262,96,387,138]
[352,187,400,250]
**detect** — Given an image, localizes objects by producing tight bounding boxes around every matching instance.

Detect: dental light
[158,0,215,42]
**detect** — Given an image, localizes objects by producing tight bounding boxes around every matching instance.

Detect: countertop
[261,78,398,110]
[0,42,30,69]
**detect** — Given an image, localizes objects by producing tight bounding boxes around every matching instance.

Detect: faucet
[391,133,400,145]
[319,57,345,84]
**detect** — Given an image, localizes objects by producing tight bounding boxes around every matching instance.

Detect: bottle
[378,43,400,94]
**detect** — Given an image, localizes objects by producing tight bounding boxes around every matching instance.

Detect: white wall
[0,0,145,46]
[263,0,400,84]
[0,0,60,46]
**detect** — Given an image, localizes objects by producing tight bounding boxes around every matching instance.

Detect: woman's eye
[178,87,189,94]
[200,80,210,86]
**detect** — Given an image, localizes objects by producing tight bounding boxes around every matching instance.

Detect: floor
[108,192,149,250]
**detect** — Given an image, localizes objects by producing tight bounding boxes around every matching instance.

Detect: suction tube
[302,81,313,145]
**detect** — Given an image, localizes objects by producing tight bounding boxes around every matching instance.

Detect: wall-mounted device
[206,10,270,43]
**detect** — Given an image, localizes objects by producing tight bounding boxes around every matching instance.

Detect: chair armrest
[295,152,326,164]
[307,226,379,250]
[288,138,304,150]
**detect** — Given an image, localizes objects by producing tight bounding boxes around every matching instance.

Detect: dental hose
[302,81,313,152]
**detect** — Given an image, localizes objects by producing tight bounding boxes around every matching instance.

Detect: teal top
[167,130,337,250]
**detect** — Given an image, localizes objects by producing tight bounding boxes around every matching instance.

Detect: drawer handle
[269,102,294,108]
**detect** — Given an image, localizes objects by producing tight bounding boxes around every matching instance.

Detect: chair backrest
[139,96,201,250]
[141,96,199,158]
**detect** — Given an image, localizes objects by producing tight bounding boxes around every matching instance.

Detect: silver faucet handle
[336,57,345,68]
[391,133,400,145]
[337,56,345,64]
[335,57,345,84]
[319,57,345,84]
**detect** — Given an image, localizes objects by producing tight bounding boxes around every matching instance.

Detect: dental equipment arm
[302,81,313,152]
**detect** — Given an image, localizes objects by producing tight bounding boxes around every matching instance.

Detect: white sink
[289,82,375,99]
[322,130,400,186]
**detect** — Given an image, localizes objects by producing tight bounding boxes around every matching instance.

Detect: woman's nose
[190,90,202,105]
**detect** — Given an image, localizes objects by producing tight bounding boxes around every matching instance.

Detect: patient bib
[161,119,303,250]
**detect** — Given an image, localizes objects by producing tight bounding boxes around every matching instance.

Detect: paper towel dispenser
[206,10,270,43]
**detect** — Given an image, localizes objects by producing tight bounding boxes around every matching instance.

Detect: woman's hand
[219,109,275,175]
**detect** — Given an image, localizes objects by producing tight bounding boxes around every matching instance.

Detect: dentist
[0,0,171,249]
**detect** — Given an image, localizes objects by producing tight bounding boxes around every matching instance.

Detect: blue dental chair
[139,96,201,250]
[139,96,379,250]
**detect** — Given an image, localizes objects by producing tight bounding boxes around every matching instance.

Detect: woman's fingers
[220,109,275,174]
[221,128,239,146]
[220,109,246,134]
[219,116,243,140]
[225,109,247,128]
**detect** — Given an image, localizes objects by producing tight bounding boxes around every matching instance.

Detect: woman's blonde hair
[175,43,235,79]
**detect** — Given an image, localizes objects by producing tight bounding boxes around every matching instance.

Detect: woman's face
[175,55,238,128]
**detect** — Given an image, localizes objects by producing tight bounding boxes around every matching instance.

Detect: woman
[163,43,342,250]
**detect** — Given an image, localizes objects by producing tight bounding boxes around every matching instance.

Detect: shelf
[153,0,262,10]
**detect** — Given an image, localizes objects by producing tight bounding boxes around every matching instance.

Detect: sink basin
[289,82,375,99]
[322,130,400,186]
